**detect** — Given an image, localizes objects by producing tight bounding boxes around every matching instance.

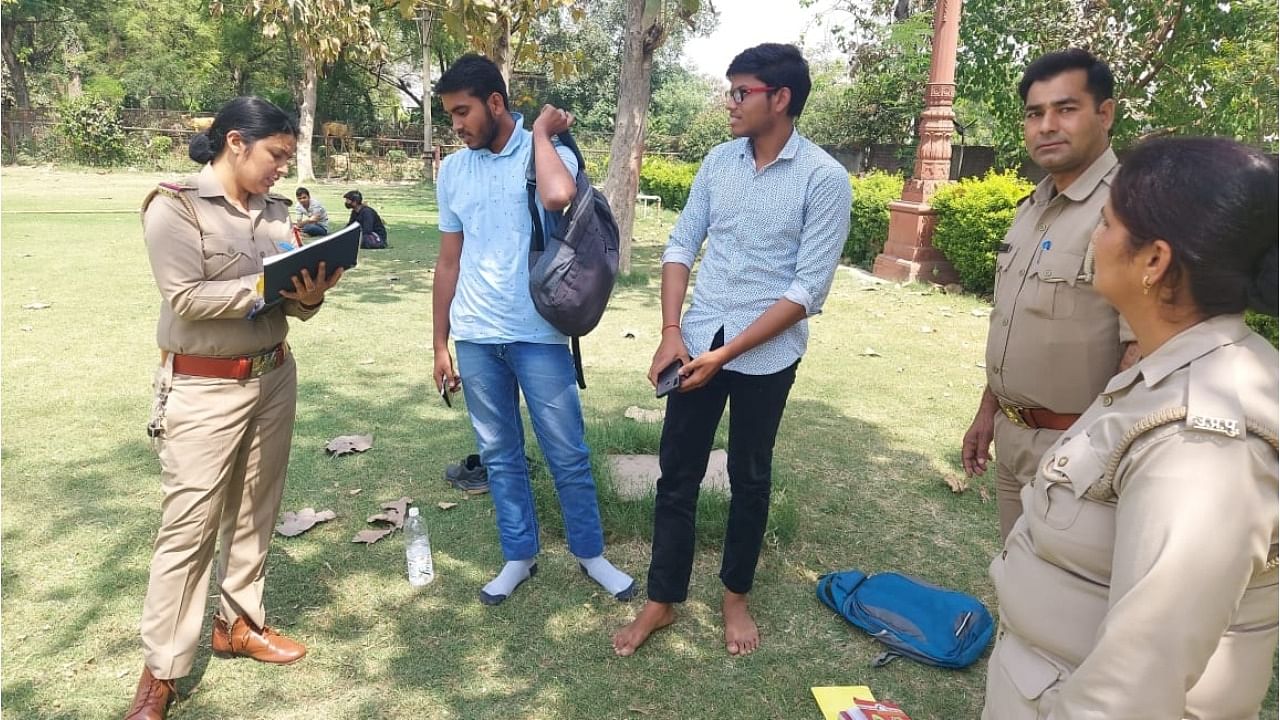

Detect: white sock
[480,559,536,604]
[579,555,636,599]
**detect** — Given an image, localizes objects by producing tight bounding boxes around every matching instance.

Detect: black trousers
[646,338,798,603]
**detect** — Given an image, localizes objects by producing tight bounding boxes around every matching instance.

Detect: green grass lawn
[1,167,1274,719]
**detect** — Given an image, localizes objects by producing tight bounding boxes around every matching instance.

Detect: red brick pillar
[873,0,963,285]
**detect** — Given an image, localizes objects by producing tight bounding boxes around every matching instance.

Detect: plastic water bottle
[404,507,434,587]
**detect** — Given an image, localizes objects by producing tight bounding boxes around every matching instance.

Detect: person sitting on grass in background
[343,190,388,249]
[293,187,329,237]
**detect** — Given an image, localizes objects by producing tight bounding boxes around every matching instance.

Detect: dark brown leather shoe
[211,615,307,665]
[123,666,175,720]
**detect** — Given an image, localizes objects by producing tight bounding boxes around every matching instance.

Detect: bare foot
[612,600,676,657]
[722,591,759,656]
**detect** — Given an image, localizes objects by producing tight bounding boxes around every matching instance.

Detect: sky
[680,0,849,81]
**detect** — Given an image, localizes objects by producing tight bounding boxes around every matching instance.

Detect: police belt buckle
[249,347,282,377]
[999,401,1030,429]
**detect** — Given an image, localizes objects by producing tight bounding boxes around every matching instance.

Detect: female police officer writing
[982,136,1278,719]
[125,97,342,720]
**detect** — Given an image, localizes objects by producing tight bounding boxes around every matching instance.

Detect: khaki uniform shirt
[986,315,1279,719]
[986,148,1132,414]
[142,164,319,357]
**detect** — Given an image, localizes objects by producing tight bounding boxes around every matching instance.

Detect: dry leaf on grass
[859,347,882,357]
[368,496,411,527]
[22,302,50,310]
[437,501,458,510]
[352,496,413,544]
[325,434,373,456]
[275,508,337,537]
[942,474,969,493]
[978,485,991,503]
[353,528,395,544]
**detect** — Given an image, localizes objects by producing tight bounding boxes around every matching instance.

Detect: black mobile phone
[655,359,683,398]
[439,380,453,408]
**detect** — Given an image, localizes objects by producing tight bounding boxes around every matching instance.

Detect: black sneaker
[445,454,489,494]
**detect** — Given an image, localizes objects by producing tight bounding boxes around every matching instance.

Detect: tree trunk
[296,45,318,182]
[1,20,30,108]
[65,29,86,99]
[493,11,512,89]
[417,6,435,178]
[603,0,662,275]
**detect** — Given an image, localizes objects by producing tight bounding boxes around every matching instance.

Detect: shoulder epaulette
[1017,190,1034,207]
[267,192,294,207]
[1185,353,1246,440]
[142,180,200,229]
[156,181,195,197]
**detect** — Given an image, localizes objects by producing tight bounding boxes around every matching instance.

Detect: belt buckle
[250,348,279,378]
[1000,402,1029,429]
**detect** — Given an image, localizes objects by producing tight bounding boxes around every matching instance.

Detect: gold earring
[1142,275,1153,295]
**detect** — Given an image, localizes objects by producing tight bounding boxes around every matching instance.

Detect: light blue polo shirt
[436,113,578,344]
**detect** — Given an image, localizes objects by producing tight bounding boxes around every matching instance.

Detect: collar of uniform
[1031,146,1118,205]
[195,162,267,212]
[196,163,225,198]
[1104,314,1252,393]
[480,112,526,159]
[741,127,802,165]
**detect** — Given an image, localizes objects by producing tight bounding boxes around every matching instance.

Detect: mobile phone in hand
[655,359,683,398]
[439,379,453,408]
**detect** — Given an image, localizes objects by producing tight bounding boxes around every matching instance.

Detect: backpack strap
[526,151,546,253]
[571,336,586,390]
[526,129,585,254]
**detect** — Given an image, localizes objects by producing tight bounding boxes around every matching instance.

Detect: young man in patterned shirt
[613,43,851,657]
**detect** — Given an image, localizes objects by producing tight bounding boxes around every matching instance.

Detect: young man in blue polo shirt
[431,54,634,606]
[613,43,851,657]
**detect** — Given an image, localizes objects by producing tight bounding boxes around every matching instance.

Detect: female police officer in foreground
[125,97,342,720]
[982,136,1278,719]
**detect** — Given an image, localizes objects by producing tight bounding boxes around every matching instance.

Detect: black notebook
[262,222,360,305]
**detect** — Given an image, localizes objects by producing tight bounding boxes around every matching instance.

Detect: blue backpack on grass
[816,569,994,669]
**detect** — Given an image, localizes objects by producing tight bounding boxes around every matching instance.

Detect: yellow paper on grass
[811,686,876,720]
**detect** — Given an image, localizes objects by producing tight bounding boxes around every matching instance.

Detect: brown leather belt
[998,400,1079,431]
[171,343,287,380]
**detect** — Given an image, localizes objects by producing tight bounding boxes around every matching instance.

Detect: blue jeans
[455,341,605,561]
[299,223,328,237]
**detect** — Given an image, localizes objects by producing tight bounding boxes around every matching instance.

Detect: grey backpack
[525,130,620,389]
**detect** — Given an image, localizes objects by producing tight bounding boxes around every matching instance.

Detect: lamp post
[872,0,963,284]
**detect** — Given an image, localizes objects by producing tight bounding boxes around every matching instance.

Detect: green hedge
[846,171,905,267]
[931,170,1035,295]
[1246,311,1279,347]
[54,97,127,166]
[639,156,699,211]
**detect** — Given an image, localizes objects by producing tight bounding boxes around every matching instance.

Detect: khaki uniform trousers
[992,412,1061,541]
[140,355,297,680]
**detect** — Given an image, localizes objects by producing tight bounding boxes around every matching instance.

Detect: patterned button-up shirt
[661,129,851,374]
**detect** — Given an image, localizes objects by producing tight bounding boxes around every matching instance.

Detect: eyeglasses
[725,85,777,104]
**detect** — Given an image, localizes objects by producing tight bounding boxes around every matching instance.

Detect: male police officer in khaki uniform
[961,49,1136,540]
